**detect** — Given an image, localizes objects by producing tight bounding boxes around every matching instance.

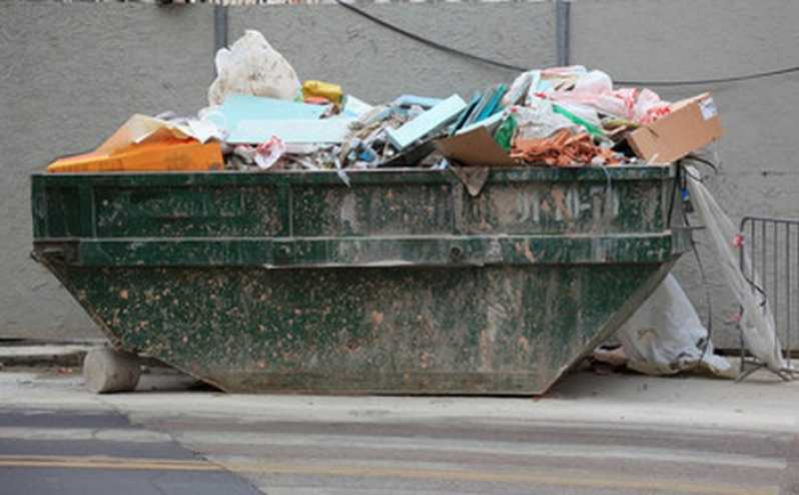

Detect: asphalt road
[0,409,262,495]
[1,369,798,494]
[150,415,797,495]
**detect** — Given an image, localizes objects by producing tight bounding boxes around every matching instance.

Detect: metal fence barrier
[738,216,799,377]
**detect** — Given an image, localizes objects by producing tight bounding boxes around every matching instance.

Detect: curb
[0,344,98,369]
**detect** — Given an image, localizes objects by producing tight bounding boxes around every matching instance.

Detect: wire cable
[687,214,714,368]
[335,0,531,72]
[335,0,799,87]
[676,162,714,369]
[617,66,799,87]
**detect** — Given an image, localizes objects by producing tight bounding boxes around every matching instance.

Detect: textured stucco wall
[0,2,216,340]
[571,0,799,347]
[227,2,556,102]
[2,0,798,348]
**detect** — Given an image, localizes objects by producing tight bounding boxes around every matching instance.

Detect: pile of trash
[47,30,722,174]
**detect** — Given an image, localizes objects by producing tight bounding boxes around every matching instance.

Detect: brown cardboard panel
[434,127,517,167]
[628,93,723,164]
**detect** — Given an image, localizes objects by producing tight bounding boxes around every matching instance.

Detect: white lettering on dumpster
[513,186,619,225]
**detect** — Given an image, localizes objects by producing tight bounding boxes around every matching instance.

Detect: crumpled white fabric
[616,274,736,378]
[686,166,786,373]
[208,30,301,106]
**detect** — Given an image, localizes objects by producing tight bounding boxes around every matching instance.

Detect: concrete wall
[1,3,216,340]
[571,0,799,347]
[2,0,798,347]
[227,2,556,102]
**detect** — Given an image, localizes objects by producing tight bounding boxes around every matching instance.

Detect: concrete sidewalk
[4,368,797,495]
[3,359,798,495]
[1,362,796,434]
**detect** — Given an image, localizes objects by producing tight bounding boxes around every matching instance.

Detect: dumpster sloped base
[32,167,687,395]
[54,261,674,395]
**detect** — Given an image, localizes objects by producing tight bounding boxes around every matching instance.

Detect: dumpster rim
[31,165,675,187]
[33,231,690,268]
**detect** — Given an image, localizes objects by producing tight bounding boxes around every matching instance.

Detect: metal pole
[555,0,571,67]
[214,4,229,75]
[787,223,792,367]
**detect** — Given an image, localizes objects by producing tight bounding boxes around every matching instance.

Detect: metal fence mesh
[739,217,799,371]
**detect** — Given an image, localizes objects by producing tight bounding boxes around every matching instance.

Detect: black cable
[683,153,718,174]
[682,155,767,301]
[680,183,713,369]
[336,0,799,87]
[679,159,766,372]
[677,159,721,369]
[335,0,533,73]
[617,66,799,87]
[665,164,680,229]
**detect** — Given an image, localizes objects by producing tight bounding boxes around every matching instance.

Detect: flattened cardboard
[48,139,224,173]
[434,127,516,167]
[628,92,723,164]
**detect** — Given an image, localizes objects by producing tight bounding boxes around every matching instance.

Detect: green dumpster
[31,166,689,395]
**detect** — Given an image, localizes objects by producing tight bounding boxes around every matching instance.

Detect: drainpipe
[555,0,570,67]
[213,4,229,74]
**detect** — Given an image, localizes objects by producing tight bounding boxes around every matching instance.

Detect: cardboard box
[627,93,723,164]
[48,138,224,173]
[434,127,516,168]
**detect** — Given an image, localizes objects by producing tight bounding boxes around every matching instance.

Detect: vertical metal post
[213,5,229,75]
[739,222,748,369]
[761,221,767,292]
[773,223,778,336]
[787,223,792,367]
[555,0,571,67]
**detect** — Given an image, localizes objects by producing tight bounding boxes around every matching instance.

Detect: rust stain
[514,242,536,263]
[551,188,571,220]
[420,351,431,369]
[479,330,492,371]
[518,336,530,355]
[522,243,536,263]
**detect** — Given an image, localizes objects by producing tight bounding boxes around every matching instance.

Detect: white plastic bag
[503,70,541,107]
[544,68,670,124]
[208,30,301,107]
[254,136,287,171]
[686,166,786,373]
[615,274,735,377]
[511,100,574,140]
